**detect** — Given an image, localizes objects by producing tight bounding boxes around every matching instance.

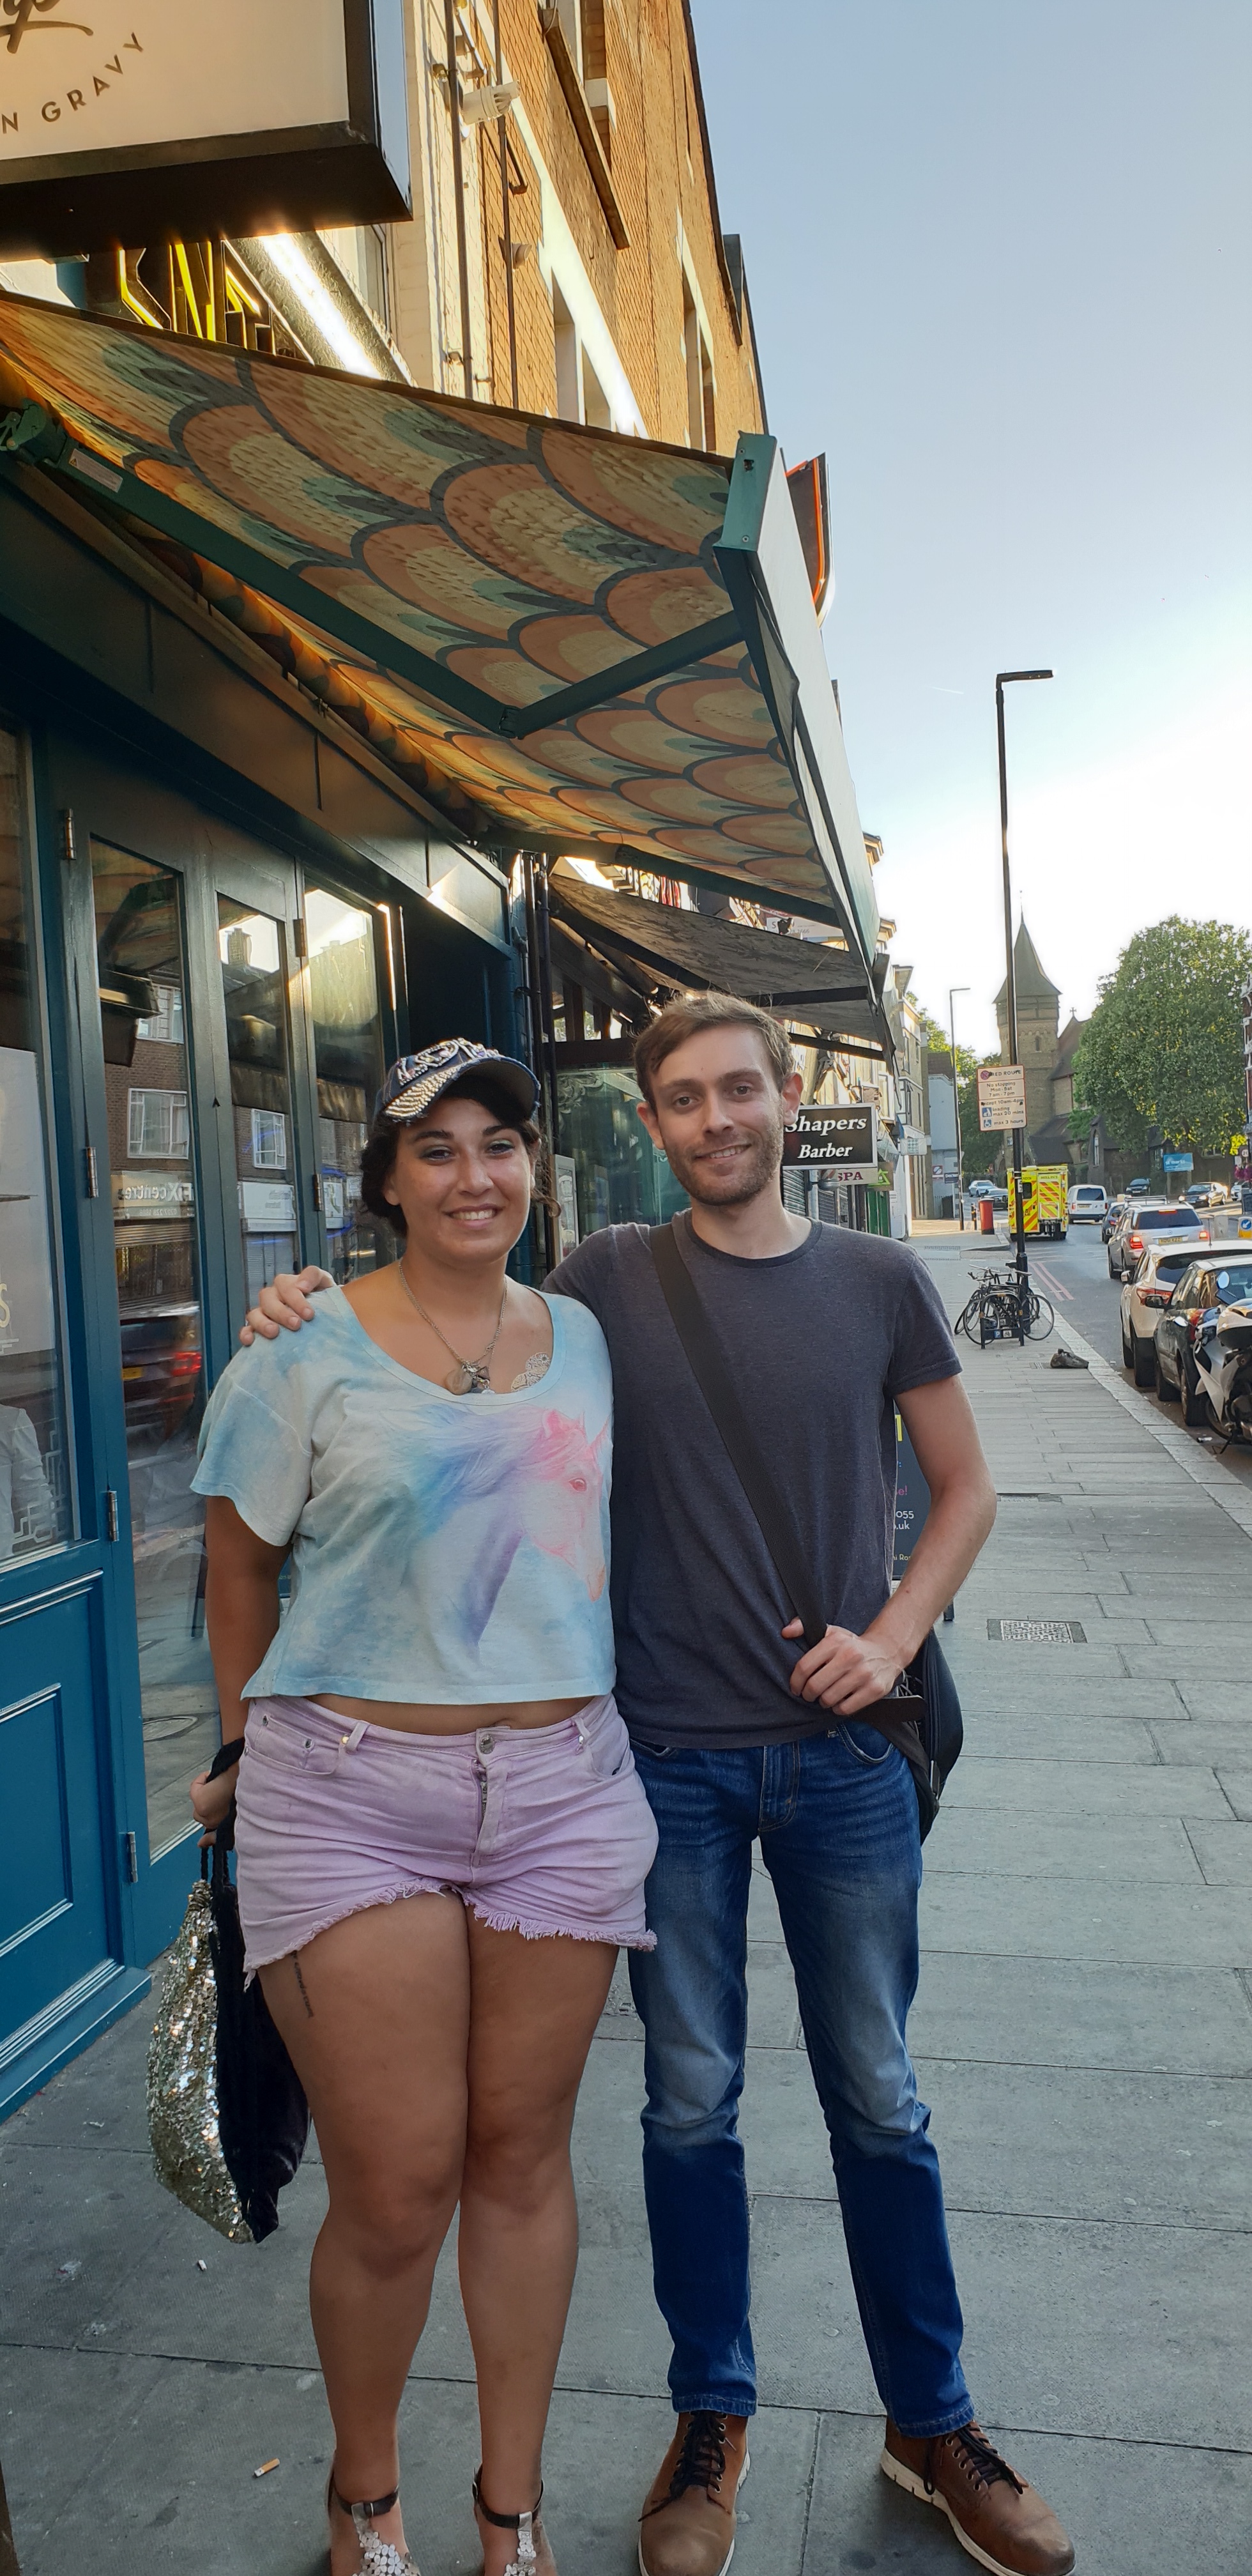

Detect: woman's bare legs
[259,1892,471,2574]
[458,1922,617,2576]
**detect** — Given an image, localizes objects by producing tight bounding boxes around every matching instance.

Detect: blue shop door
[0,727,146,2116]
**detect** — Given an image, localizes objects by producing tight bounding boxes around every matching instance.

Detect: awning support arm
[498,613,740,736]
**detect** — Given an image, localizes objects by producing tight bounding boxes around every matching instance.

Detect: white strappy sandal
[473,2469,551,2576]
[326,2471,419,2575]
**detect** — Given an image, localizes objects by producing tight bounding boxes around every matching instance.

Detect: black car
[1101,1197,1127,1245]
[1152,1255,1252,1423]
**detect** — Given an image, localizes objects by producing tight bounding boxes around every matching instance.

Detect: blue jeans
[627,1727,972,2441]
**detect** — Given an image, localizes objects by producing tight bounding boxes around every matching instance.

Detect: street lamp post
[949,985,969,1228]
[995,670,1053,1294]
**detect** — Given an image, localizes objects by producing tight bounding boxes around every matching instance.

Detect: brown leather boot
[637,2412,750,2576]
[880,2419,1075,2575]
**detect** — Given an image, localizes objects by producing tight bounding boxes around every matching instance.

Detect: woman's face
[384,1094,535,1267]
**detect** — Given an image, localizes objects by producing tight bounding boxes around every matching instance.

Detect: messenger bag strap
[647,1221,925,1767]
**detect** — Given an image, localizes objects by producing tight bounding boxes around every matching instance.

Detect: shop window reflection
[92,841,215,1857]
[305,888,390,1285]
[555,1066,687,1238]
[217,900,301,1305]
[0,728,69,1563]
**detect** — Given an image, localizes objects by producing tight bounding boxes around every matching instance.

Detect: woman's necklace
[395,1260,507,1394]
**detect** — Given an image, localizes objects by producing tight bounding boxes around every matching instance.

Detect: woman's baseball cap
[379,1038,540,1126]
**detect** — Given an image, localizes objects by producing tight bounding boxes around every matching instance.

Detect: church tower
[995,921,1061,1142]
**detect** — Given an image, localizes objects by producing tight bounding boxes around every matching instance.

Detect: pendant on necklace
[447,1360,492,1395]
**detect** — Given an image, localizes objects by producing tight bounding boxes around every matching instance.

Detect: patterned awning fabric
[0,294,876,949]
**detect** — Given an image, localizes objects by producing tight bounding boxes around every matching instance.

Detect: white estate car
[1068,1183,1108,1223]
[1120,1243,1211,1385]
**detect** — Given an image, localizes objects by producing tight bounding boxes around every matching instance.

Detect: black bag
[206,1743,310,2241]
[648,1220,963,1837]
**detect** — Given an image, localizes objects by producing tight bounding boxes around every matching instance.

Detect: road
[924,1211,1252,1492]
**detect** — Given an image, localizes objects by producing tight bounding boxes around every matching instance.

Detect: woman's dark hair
[360,1073,545,1238]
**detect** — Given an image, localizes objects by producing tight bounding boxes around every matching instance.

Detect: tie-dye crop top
[192,1283,615,1705]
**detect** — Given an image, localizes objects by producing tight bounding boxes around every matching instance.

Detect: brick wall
[394,0,765,448]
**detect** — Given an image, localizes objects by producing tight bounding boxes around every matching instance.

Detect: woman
[189,1038,657,2576]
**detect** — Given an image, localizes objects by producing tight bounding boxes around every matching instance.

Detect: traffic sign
[976,1066,1027,1131]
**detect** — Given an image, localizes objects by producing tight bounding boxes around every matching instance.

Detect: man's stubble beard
[665,1110,787,1209]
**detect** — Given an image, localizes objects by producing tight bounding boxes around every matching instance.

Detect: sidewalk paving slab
[3,1270,1251,2576]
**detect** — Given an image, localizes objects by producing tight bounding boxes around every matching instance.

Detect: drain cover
[989,1618,1087,1644]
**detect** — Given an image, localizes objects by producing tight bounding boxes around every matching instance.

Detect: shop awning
[0,294,879,979]
[549,877,891,1058]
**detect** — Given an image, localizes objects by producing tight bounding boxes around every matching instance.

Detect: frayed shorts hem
[244,1878,655,1982]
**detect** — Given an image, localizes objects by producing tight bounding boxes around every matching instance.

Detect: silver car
[1107,1200,1207,1280]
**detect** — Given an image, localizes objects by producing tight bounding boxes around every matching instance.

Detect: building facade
[0,4,889,2106]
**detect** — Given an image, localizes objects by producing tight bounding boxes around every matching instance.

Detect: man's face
[637,1026,804,1207]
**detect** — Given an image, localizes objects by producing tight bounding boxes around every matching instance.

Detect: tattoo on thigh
[292,1954,314,2019]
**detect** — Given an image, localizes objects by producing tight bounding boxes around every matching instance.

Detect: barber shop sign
[0,0,409,255]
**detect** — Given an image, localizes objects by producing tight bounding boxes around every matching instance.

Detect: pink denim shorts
[234,1692,658,1976]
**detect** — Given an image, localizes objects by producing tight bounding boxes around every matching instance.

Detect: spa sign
[0,0,409,256]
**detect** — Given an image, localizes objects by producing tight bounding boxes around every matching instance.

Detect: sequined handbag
[146,1841,254,2243]
[147,1745,310,2242]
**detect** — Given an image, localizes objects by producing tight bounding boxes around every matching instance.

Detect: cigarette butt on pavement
[254,2460,280,2479]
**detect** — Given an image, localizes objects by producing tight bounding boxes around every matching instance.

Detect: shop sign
[239,1179,296,1235]
[976,1065,1027,1132]
[782,1101,878,1181]
[0,0,410,257]
[112,1169,193,1219]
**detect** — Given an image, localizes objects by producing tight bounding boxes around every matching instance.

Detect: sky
[691,0,1252,1054]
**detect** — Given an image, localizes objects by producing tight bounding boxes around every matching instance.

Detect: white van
[1068,1183,1108,1223]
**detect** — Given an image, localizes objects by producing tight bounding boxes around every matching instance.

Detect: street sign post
[976,1066,1027,1133]
[782,1101,879,1183]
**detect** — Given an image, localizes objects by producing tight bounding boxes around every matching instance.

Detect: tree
[921,1015,1001,1180]
[1071,917,1252,1157]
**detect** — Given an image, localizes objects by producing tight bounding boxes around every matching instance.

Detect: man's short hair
[634,992,795,1107]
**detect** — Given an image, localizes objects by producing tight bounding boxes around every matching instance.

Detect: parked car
[1127,1177,1151,1196]
[1101,1196,1127,1244]
[1120,1245,1213,1387]
[968,1180,1008,1206]
[1152,1254,1252,1423]
[1068,1183,1108,1223]
[1107,1199,1208,1280]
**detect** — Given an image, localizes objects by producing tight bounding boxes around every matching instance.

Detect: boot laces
[666,2412,728,2504]
[936,2424,1025,2500]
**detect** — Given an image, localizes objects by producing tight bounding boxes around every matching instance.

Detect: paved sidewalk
[2,1319,1251,2573]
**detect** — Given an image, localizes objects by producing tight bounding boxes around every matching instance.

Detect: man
[242,999,1074,2576]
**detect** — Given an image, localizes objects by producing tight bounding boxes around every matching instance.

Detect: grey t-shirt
[547,1214,961,1749]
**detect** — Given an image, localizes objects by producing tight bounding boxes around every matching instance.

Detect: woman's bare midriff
[314,1694,590,1735]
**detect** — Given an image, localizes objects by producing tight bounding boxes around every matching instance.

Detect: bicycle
[958,1268,1054,1347]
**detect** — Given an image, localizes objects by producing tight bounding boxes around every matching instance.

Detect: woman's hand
[240,1266,332,1345]
[190,1763,238,1836]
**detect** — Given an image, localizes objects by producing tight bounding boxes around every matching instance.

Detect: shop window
[556,1065,688,1238]
[127,1086,190,1160]
[0,726,70,1561]
[304,886,391,1287]
[217,900,300,1307]
[92,839,215,1855]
